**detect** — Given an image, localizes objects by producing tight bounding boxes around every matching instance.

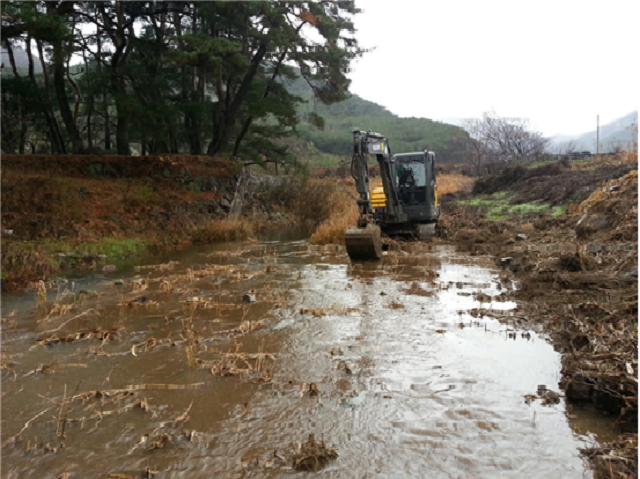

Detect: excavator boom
[344,130,394,260]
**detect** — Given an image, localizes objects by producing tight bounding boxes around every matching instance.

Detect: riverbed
[0,237,611,478]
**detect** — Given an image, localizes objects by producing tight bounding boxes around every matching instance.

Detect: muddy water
[1,239,604,478]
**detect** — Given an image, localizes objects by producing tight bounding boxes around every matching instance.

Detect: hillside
[286,75,469,164]
[551,111,637,153]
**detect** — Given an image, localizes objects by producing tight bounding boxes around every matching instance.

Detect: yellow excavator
[345,129,440,260]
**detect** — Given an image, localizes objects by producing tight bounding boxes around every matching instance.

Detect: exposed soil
[440,154,638,478]
[1,152,637,477]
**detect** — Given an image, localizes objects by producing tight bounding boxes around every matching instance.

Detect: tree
[1,2,70,153]
[1,1,364,159]
[462,112,550,175]
[557,140,577,156]
[201,1,364,159]
[462,117,490,176]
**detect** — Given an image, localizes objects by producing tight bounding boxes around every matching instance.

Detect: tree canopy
[1,1,364,160]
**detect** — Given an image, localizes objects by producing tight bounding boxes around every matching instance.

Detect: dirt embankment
[440,154,638,478]
[0,154,292,290]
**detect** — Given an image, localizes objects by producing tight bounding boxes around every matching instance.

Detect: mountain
[550,111,637,153]
[286,76,469,164]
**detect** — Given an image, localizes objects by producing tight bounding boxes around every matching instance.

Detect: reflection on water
[1,238,605,478]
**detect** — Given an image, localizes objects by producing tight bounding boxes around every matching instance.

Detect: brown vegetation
[190,219,255,243]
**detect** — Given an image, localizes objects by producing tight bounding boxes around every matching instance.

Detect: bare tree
[558,140,577,155]
[463,112,550,175]
[462,117,490,176]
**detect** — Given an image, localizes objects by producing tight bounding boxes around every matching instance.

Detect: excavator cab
[394,152,439,216]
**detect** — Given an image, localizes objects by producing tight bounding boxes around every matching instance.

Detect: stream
[1,237,613,478]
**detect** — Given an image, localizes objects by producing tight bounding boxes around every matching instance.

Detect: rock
[219,197,231,209]
[103,264,117,272]
[242,293,257,303]
[515,233,528,241]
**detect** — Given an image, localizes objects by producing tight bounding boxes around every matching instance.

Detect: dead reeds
[292,434,339,471]
[191,218,254,243]
[205,341,274,382]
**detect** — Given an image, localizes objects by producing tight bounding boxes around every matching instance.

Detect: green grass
[508,203,550,215]
[5,237,147,257]
[551,205,568,216]
[525,159,554,169]
[459,197,506,207]
[459,193,568,220]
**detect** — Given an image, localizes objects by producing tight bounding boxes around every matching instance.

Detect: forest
[0,1,362,159]
[1,1,473,165]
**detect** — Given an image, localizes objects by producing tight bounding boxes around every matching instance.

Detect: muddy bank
[440,159,638,478]
[1,155,295,290]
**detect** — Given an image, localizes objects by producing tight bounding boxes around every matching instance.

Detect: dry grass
[437,173,475,195]
[308,181,358,245]
[570,151,638,171]
[293,178,342,226]
[191,219,254,243]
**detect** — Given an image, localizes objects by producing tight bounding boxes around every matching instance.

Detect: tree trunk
[83,56,94,148]
[206,43,267,156]
[103,2,131,155]
[96,34,111,152]
[53,38,83,153]
[114,77,130,155]
[232,48,289,157]
[32,37,65,154]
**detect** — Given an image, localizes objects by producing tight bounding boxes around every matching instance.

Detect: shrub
[191,219,254,243]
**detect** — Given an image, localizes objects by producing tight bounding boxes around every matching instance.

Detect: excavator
[345,129,440,260]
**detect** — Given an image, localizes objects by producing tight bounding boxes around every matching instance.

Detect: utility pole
[596,115,599,155]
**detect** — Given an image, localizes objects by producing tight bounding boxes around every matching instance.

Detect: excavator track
[345,224,382,261]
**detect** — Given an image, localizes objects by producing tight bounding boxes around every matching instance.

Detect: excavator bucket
[345,224,382,261]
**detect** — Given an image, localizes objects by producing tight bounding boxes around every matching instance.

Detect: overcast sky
[346,0,638,137]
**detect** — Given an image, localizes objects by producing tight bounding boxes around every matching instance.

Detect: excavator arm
[351,130,403,223]
[346,130,401,260]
